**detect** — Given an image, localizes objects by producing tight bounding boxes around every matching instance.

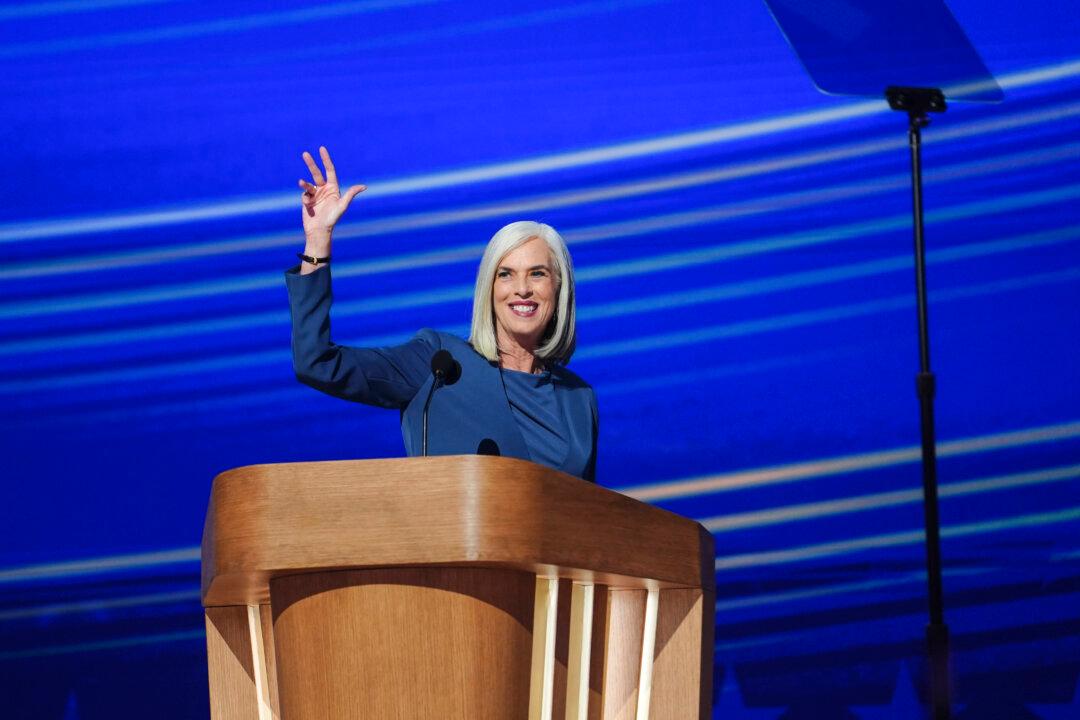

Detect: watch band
[297,252,331,265]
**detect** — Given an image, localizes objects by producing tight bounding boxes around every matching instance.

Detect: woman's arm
[286,268,438,408]
[287,147,433,409]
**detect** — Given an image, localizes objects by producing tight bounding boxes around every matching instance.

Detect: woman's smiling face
[492,236,557,353]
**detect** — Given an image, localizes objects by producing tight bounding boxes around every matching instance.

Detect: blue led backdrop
[2,1,1079,718]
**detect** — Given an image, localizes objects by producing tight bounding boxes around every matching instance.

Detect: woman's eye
[497,270,510,278]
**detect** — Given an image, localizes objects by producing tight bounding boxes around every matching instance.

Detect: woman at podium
[285,147,598,482]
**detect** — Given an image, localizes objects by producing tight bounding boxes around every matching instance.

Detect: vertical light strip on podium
[566,582,596,720]
[245,604,273,720]
[529,576,560,720]
[635,589,660,720]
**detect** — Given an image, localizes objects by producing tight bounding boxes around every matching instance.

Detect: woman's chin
[498,322,546,348]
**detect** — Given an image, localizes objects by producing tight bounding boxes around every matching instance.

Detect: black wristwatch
[297,252,331,266]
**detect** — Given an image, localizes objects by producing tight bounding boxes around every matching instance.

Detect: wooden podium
[201,456,714,719]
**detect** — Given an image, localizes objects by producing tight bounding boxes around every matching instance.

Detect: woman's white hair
[469,220,576,365]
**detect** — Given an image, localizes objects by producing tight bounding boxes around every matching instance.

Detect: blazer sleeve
[285,265,437,409]
[585,387,599,484]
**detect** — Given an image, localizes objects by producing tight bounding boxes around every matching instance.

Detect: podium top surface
[202,455,714,606]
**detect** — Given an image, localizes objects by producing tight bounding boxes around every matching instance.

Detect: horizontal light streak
[599,347,851,398]
[0,571,992,641]
[3,264,1077,399]
[0,546,199,585]
[4,214,1075,362]
[577,182,1080,281]
[5,56,1078,245]
[4,582,1071,663]
[0,102,883,244]
[715,574,927,614]
[576,266,1080,360]
[18,385,322,428]
[41,261,1069,409]
[580,225,1080,319]
[0,0,179,20]
[1,418,1074,586]
[0,348,292,395]
[19,347,830,426]
[702,464,1080,532]
[0,629,206,662]
[0,231,485,281]
[713,587,1080,656]
[714,505,1080,572]
[4,151,1079,322]
[2,252,1076,399]
[0,309,290,357]
[6,99,1080,276]
[0,589,200,622]
[0,326,426,394]
[997,58,1080,92]
[623,420,1080,502]
[1,455,1074,627]
[712,568,991,614]
[273,0,673,56]
[941,78,1003,102]
[0,0,444,59]
[0,481,1067,621]
[0,272,283,319]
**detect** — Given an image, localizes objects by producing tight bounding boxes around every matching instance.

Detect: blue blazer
[286,266,598,481]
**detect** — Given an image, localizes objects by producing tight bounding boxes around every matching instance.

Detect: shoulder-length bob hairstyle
[469,220,577,365]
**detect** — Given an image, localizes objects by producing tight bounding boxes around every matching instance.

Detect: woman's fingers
[302,151,325,186]
[299,148,362,225]
[319,146,337,186]
[341,183,366,208]
[298,179,318,217]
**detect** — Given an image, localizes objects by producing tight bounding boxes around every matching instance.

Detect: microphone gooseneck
[422,350,461,456]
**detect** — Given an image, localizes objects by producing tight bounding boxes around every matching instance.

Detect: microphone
[422,350,461,456]
[430,349,462,386]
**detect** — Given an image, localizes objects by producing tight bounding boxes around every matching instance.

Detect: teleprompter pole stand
[885,86,951,720]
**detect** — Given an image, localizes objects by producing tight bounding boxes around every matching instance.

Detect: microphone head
[430,349,462,385]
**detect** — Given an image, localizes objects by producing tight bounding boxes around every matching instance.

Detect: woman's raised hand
[298,146,366,255]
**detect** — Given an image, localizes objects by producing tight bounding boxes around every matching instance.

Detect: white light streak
[575,267,1080,360]
[1,422,1075,585]
[0,0,180,20]
[0,630,206,662]
[622,420,1080,502]
[0,0,444,59]
[3,57,1077,244]
[0,589,200,621]
[4,101,1080,274]
[714,506,1080,571]
[701,464,1080,532]
[2,265,1077,396]
[4,220,1074,359]
[3,166,1079,322]
[0,547,199,584]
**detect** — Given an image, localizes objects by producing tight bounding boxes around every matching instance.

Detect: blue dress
[501,368,570,472]
[285,266,598,482]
